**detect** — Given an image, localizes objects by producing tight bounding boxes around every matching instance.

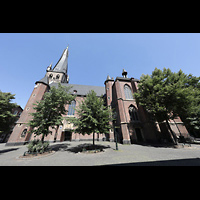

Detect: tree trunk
[93,133,95,147]
[54,125,59,143]
[41,134,45,143]
[42,126,48,143]
[166,119,177,145]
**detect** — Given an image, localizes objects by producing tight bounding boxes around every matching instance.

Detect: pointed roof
[104,74,114,84]
[52,47,69,74]
[35,75,50,88]
[107,75,111,80]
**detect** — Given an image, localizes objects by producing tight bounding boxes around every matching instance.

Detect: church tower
[6,47,69,145]
[46,47,69,84]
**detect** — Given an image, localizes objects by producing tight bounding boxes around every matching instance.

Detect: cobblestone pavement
[1,141,200,166]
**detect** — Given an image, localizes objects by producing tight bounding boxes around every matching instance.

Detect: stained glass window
[67,100,76,116]
[124,85,133,100]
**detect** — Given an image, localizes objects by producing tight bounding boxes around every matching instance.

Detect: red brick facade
[7,83,49,145]
[105,75,158,144]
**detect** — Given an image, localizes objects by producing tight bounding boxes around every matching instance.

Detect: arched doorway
[135,128,144,143]
[64,131,72,141]
[129,105,139,122]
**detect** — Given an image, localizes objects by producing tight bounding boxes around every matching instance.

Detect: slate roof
[35,75,50,88]
[115,77,140,82]
[52,47,68,74]
[50,82,105,97]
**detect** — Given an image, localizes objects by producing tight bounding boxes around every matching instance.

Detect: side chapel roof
[50,82,105,97]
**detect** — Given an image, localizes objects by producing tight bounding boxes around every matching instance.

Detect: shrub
[27,139,49,154]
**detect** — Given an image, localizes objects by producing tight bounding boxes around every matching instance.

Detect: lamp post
[113,111,119,151]
[114,126,119,150]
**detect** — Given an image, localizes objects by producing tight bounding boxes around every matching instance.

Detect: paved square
[1,141,200,166]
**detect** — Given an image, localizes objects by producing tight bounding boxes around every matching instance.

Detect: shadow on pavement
[0,148,19,155]
[67,143,111,153]
[50,143,71,152]
[107,158,200,166]
[135,142,178,148]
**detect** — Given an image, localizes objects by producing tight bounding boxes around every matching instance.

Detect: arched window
[129,105,139,121]
[21,128,27,137]
[124,85,133,100]
[67,100,76,116]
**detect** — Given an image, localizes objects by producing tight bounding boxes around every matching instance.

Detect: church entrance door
[64,131,72,141]
[135,128,144,143]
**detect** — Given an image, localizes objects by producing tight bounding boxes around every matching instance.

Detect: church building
[6,47,190,146]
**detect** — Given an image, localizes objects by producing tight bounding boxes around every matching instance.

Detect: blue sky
[1,33,200,109]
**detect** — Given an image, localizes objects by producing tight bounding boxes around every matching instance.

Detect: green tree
[134,68,192,144]
[182,75,200,136]
[0,91,18,134]
[70,90,112,146]
[28,83,75,142]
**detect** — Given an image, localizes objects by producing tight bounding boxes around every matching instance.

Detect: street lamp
[113,111,119,151]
